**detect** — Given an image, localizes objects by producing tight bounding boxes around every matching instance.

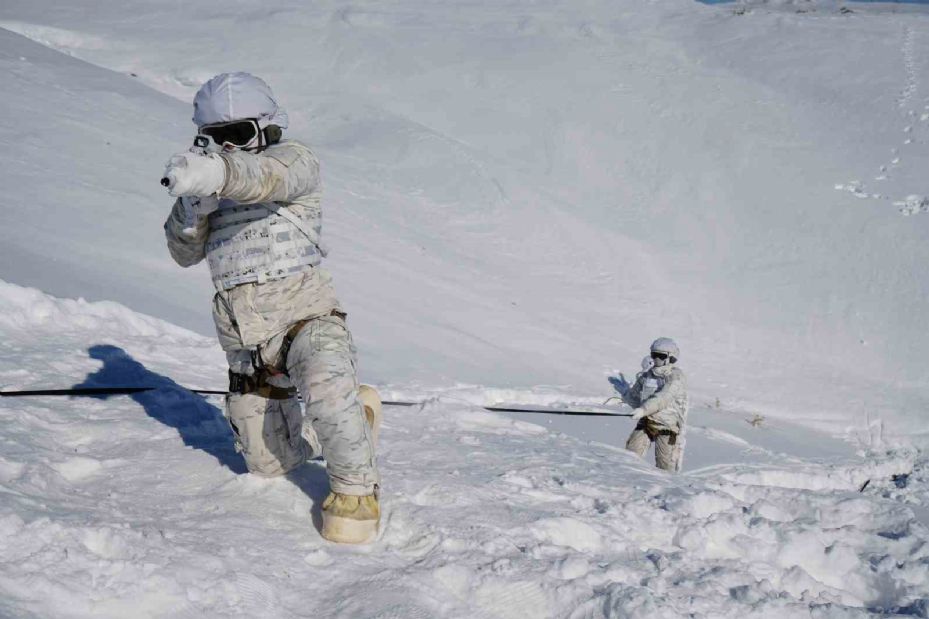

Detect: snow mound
[0,281,194,339]
[0,280,224,391]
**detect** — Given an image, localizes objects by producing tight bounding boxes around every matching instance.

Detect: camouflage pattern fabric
[164,140,338,351]
[222,313,377,493]
[623,363,688,472]
[209,269,338,351]
[225,391,311,477]
[164,137,377,493]
[624,365,688,434]
[283,315,379,495]
[625,424,684,472]
[204,141,324,291]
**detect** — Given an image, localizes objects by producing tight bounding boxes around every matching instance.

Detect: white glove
[641,356,655,372]
[631,408,646,422]
[163,152,225,197]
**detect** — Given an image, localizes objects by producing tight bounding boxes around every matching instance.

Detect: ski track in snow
[0,283,927,618]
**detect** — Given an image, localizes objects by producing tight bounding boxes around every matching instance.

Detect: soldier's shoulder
[670,367,686,381]
[264,140,317,166]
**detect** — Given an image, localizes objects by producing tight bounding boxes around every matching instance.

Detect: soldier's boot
[321,491,380,544]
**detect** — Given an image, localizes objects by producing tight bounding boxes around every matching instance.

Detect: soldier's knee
[655,457,676,472]
[625,429,650,456]
[225,392,306,477]
[654,434,681,472]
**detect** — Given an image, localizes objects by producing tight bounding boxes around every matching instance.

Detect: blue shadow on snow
[73,344,246,474]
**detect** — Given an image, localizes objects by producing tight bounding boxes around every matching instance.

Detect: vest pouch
[206,202,322,291]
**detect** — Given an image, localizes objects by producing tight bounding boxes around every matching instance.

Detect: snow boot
[358,384,382,448]
[321,492,380,544]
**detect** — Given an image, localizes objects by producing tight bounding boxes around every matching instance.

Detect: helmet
[650,337,680,363]
[192,73,288,148]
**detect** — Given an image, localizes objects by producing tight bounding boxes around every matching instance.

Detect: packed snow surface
[1,0,928,616]
[0,282,927,618]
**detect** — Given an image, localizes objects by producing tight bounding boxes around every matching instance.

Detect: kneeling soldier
[162,73,380,543]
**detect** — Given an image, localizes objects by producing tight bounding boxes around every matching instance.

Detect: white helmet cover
[650,337,680,360]
[192,72,289,130]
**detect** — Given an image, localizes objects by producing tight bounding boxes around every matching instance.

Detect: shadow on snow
[73,345,330,530]
[73,344,246,473]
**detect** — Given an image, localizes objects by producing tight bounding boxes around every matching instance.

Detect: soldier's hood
[192,72,289,130]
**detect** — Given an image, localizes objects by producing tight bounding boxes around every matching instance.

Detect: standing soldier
[623,338,688,472]
[161,72,380,543]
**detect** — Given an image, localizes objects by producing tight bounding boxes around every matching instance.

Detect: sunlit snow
[0,0,927,616]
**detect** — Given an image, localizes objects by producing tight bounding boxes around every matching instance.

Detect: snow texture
[0,282,927,617]
[1,0,928,616]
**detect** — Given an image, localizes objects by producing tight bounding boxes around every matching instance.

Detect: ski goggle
[650,351,669,361]
[199,119,260,148]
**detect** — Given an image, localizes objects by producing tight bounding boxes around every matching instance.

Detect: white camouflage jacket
[625,364,688,434]
[164,140,339,354]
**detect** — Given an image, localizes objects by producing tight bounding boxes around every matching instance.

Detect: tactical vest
[205,199,323,291]
[640,374,660,401]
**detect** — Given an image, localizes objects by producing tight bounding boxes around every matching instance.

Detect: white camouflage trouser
[625,423,684,472]
[225,314,379,495]
[225,391,311,477]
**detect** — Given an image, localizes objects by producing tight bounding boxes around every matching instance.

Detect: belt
[236,309,348,390]
[228,370,295,399]
[642,423,677,442]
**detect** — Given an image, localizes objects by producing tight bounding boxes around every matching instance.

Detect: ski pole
[1,387,632,417]
[0,387,227,397]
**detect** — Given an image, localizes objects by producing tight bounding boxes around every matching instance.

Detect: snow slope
[1,282,927,618]
[1,1,929,616]
[0,0,927,444]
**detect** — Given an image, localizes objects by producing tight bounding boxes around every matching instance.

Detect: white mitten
[163,152,225,197]
[631,408,646,422]
[641,356,655,372]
